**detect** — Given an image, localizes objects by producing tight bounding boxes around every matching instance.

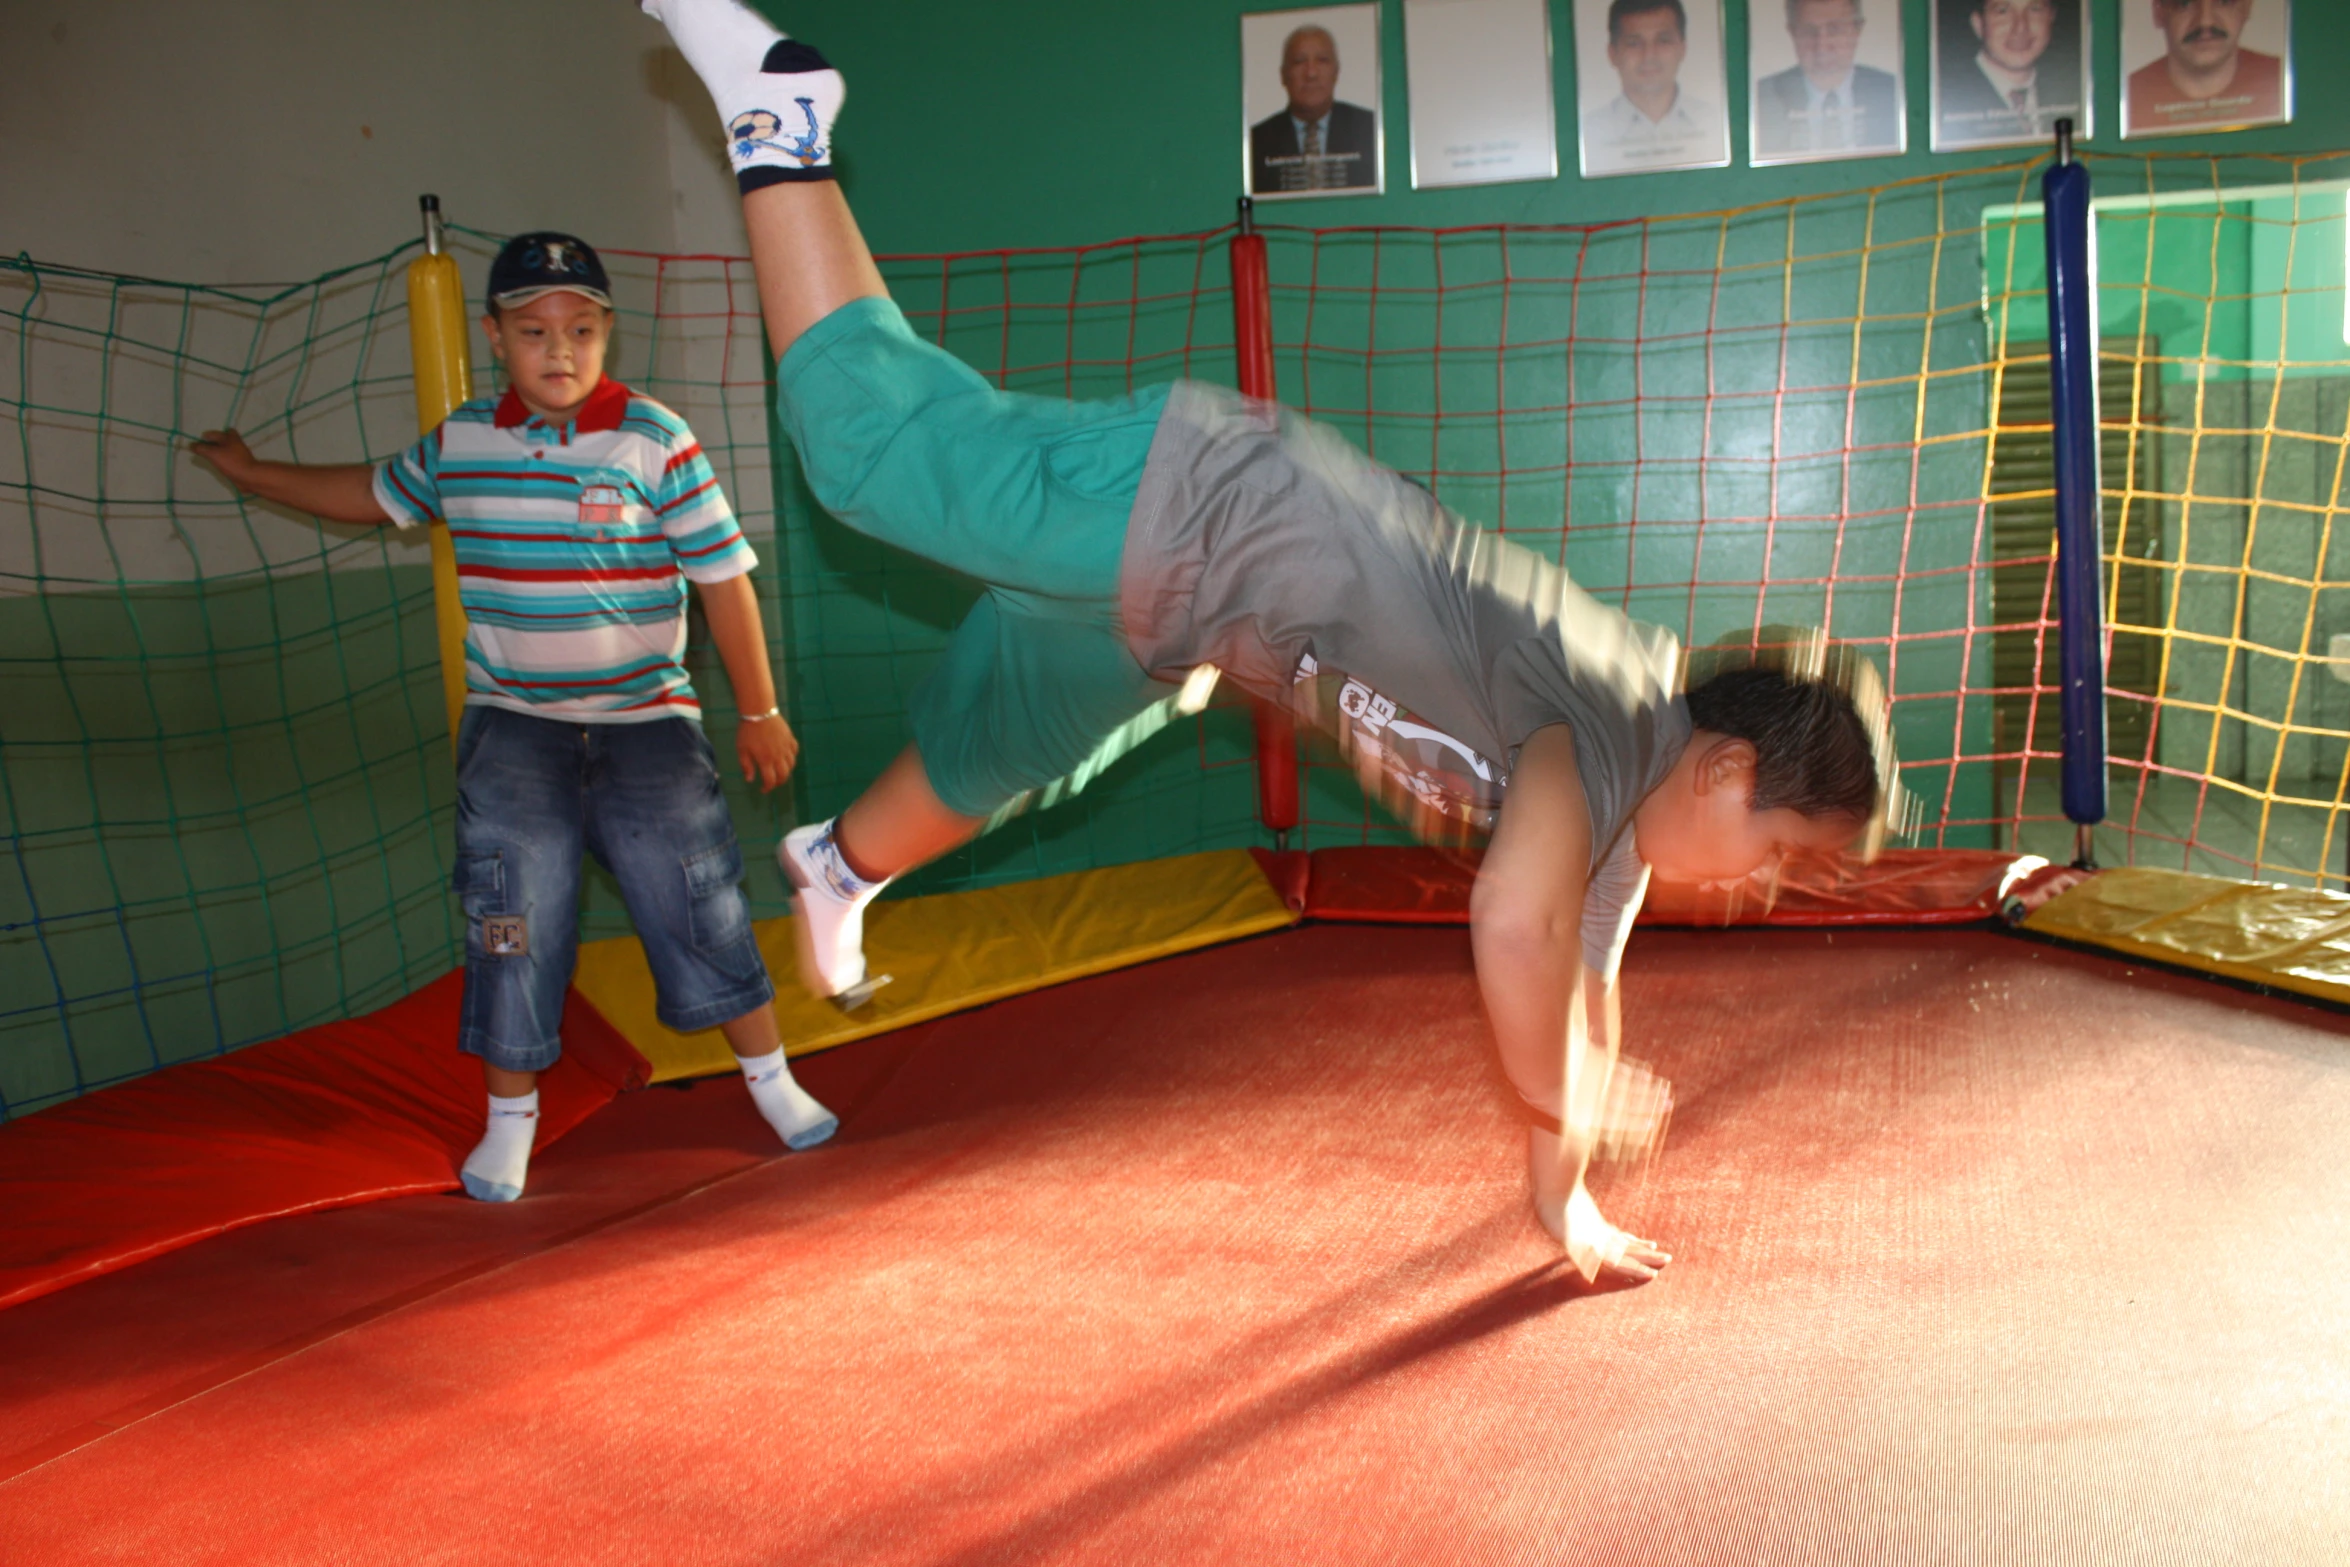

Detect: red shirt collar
[493,377,631,433]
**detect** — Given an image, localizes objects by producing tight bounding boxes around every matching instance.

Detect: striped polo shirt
[373,377,755,723]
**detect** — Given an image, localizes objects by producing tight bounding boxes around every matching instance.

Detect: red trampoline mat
[2,926,2344,1566]
[0,973,645,1314]
[1269,845,2049,925]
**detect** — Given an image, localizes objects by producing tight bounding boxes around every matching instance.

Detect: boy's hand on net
[737,714,799,793]
[191,429,258,489]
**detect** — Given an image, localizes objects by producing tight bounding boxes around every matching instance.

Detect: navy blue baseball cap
[487,231,613,310]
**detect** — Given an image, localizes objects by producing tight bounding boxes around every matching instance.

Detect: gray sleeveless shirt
[1119,380,1691,881]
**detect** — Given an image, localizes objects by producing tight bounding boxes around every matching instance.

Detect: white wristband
[739,706,782,724]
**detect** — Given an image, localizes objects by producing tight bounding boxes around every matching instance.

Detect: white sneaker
[778,821,882,1002]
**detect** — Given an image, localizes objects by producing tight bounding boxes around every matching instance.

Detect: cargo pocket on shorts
[683,840,751,955]
[456,851,527,958]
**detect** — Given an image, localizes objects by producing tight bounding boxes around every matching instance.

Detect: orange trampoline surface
[3,924,2345,1565]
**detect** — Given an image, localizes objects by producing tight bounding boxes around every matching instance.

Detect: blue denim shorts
[452,706,774,1073]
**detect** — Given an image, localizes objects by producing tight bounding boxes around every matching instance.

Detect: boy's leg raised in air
[646,0,962,998]
[649,0,1176,1002]
[639,0,884,360]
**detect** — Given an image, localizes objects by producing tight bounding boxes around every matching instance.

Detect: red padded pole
[1229,200,1299,844]
[1230,220,1277,405]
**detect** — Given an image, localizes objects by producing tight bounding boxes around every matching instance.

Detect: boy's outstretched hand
[736,713,799,793]
[188,429,391,524]
[191,428,261,490]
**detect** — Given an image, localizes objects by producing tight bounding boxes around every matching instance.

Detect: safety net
[6,148,2348,1116]
[817,152,2350,872]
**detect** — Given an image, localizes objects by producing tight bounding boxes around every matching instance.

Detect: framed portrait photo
[1749,0,1908,165]
[1243,4,1386,200]
[1932,0,2091,152]
[1404,0,1559,190]
[2122,0,2291,139]
[1572,0,1732,178]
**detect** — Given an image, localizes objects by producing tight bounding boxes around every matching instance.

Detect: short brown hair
[1684,627,1914,854]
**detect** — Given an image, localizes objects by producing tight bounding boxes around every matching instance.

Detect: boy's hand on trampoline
[1545,1184,1672,1284]
[191,429,258,488]
[1583,1227,1672,1284]
[736,713,799,792]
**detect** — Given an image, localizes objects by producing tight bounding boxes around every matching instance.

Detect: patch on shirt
[578,483,626,525]
[577,480,630,544]
[1294,652,1504,839]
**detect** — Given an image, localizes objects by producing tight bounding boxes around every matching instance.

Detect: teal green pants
[772,297,1178,818]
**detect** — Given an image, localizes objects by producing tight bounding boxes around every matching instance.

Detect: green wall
[1984,187,2348,377]
[773,0,2350,256]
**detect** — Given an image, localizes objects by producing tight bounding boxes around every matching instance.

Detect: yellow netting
[1982,157,2350,886]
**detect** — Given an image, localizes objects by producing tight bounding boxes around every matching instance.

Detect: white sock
[736,1049,838,1150]
[804,818,887,901]
[461,1090,538,1202]
[642,0,844,189]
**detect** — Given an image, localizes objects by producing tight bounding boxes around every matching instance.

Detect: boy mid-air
[644,0,1901,1282]
[193,231,836,1201]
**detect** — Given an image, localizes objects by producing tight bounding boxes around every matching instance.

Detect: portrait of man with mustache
[2124,0,2289,137]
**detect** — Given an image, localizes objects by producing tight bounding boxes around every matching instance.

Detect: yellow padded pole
[404,195,474,749]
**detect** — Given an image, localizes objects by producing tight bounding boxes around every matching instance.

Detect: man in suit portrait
[1940,0,2080,147]
[2125,0,2285,135]
[1753,0,1903,158]
[1250,25,1379,194]
[1579,0,1727,175]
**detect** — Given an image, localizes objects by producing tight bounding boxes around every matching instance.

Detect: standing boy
[645,0,1900,1282]
[194,231,835,1201]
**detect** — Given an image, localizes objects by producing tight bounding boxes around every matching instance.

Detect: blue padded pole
[2042,119,2105,867]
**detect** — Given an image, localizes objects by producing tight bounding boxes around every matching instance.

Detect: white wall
[0,0,744,279]
[0,0,758,594]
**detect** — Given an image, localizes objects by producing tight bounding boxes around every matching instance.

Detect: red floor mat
[2,926,2343,1564]
[0,973,647,1312]
[1275,844,2042,926]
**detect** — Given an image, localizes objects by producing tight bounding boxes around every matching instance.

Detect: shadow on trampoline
[914,1248,1610,1567]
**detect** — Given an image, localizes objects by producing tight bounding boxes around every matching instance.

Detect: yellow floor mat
[572,848,1300,1082]
[2023,866,2350,1006]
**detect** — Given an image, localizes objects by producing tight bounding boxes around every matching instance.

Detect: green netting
[2,245,450,1120]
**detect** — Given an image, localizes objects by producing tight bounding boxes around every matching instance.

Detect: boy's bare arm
[191,429,391,526]
[695,571,799,793]
[1473,726,1671,1281]
[1469,722,1591,1118]
[1585,966,1619,1069]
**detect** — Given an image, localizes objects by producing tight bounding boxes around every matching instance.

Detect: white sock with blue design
[803,819,886,900]
[461,1090,537,1202]
[642,0,844,190]
[735,1049,839,1150]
